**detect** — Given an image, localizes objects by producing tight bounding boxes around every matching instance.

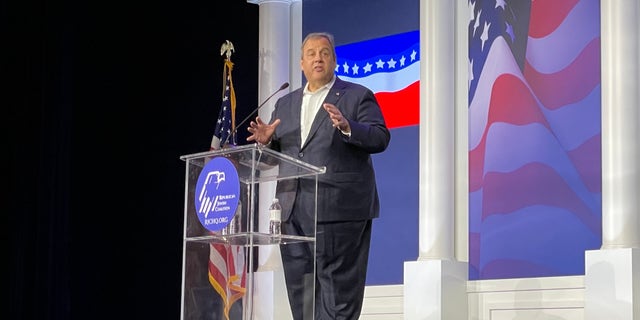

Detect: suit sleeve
[345,88,391,154]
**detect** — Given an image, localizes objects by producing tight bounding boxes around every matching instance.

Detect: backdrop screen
[468,0,602,280]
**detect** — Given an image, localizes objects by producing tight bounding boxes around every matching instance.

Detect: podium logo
[194,157,240,231]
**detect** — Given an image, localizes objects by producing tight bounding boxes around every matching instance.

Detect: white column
[289,0,302,90]
[419,0,454,264]
[585,1,640,320]
[404,1,467,319]
[250,0,293,109]
[247,1,296,319]
[600,0,640,251]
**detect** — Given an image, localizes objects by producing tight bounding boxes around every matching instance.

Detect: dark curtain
[8,0,258,318]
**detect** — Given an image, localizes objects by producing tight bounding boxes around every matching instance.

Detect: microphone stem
[223,82,288,147]
[236,84,287,131]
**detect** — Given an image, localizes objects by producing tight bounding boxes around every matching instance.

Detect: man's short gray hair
[301,32,336,60]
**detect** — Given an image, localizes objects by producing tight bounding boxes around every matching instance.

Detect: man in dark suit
[247,32,390,320]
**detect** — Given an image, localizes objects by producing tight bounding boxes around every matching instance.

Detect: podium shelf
[185,232,315,246]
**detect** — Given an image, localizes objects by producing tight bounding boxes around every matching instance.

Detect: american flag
[208,58,246,319]
[468,0,601,280]
[211,60,236,149]
[207,241,246,320]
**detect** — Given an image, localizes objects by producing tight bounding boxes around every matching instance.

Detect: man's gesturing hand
[323,103,351,134]
[247,116,281,145]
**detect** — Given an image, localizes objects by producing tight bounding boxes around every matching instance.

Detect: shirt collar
[303,76,336,95]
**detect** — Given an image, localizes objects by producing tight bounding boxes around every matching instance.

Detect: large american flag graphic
[468,0,601,280]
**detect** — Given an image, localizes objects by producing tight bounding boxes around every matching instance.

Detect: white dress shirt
[300,76,335,145]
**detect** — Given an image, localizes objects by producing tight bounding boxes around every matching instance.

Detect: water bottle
[269,198,282,236]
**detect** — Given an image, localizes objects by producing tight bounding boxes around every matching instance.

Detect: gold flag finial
[220,40,234,61]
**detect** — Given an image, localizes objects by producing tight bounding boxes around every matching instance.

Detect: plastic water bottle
[269,198,282,236]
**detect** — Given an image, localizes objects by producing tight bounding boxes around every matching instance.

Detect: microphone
[223,82,289,147]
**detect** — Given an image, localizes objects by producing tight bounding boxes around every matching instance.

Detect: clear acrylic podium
[179,144,325,320]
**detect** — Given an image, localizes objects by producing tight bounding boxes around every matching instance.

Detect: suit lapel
[289,90,303,149]
[302,79,346,149]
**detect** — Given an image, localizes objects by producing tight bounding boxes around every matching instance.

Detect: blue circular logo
[194,157,240,231]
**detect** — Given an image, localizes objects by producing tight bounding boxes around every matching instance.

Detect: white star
[400,55,406,66]
[223,95,229,101]
[352,63,360,75]
[342,61,350,74]
[473,10,482,36]
[505,22,515,43]
[363,62,372,73]
[335,64,340,72]
[495,0,506,10]
[468,58,474,88]
[387,58,397,69]
[469,0,475,23]
[410,50,417,61]
[375,59,385,69]
[480,20,490,51]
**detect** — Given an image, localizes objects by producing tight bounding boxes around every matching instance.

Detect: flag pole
[220,40,237,146]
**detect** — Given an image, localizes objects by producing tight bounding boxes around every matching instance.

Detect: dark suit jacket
[269,77,390,223]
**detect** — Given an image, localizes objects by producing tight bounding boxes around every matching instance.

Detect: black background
[8,0,258,318]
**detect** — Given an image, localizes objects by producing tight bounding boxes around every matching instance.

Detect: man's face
[300,37,336,91]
